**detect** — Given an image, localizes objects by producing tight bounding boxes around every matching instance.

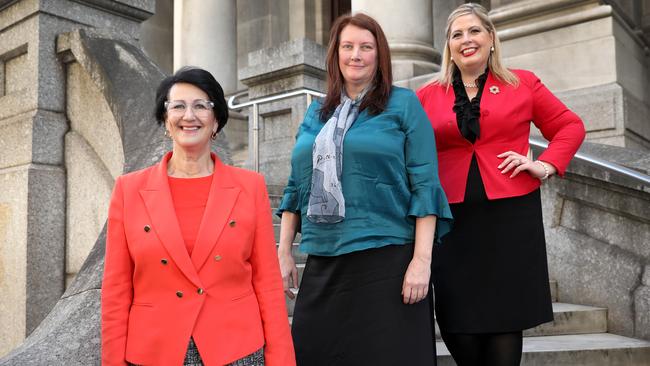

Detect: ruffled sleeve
[401,90,454,241]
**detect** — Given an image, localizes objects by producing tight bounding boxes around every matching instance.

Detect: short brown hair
[320,13,392,120]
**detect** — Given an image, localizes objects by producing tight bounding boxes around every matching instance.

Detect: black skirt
[292,244,436,366]
[432,156,553,334]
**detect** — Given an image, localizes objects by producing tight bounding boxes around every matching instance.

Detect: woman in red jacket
[101,67,295,366]
[417,4,585,365]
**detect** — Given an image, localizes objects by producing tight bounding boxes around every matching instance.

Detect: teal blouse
[278,86,453,256]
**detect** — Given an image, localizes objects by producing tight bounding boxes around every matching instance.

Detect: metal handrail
[228,88,325,172]
[529,136,650,186]
[228,89,650,187]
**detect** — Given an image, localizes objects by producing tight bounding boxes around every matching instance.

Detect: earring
[450,56,454,61]
[490,46,495,52]
[164,129,171,138]
[211,130,218,140]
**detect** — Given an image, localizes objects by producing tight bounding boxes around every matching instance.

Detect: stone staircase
[269,192,650,365]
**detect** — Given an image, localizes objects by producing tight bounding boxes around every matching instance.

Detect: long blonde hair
[436,3,518,87]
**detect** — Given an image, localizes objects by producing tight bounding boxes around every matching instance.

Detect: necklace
[463,82,478,88]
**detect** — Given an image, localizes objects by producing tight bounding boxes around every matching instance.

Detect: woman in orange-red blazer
[101,67,295,366]
[417,4,585,365]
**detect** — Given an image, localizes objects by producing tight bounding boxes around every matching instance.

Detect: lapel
[480,71,503,113]
[140,152,202,287]
[191,153,240,272]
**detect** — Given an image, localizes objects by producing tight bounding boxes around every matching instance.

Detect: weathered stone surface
[643,265,650,287]
[65,132,114,285]
[546,226,642,336]
[0,290,102,366]
[30,111,68,166]
[634,283,650,340]
[536,140,650,340]
[239,37,326,96]
[66,61,124,178]
[0,116,34,169]
[0,166,29,356]
[25,164,66,334]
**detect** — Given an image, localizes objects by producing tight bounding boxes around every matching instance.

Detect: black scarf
[451,67,489,143]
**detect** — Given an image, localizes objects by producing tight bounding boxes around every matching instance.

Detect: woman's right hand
[278,250,299,299]
[278,211,300,299]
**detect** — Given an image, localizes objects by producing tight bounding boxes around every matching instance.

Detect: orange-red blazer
[417,69,586,203]
[101,152,295,366]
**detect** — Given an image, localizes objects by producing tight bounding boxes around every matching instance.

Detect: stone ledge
[239,38,326,86]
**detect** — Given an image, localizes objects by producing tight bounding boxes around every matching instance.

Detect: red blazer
[417,69,585,203]
[101,152,295,366]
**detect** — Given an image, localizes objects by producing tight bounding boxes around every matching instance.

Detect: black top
[451,68,489,143]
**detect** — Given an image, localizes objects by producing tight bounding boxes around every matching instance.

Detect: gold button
[228,220,236,227]
[214,255,222,261]
[161,258,168,265]
[144,225,151,232]
[197,288,204,295]
[176,291,183,298]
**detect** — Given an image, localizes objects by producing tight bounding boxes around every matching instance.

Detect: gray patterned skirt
[129,338,264,366]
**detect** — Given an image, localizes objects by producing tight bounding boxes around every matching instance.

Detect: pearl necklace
[463,82,478,88]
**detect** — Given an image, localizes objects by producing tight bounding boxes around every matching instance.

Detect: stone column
[0,0,153,356]
[351,0,438,81]
[174,0,238,94]
[239,38,326,192]
[432,0,465,52]
[140,0,174,74]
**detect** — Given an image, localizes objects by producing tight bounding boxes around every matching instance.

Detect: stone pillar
[491,0,650,150]
[351,0,439,81]
[174,0,238,94]
[141,0,174,74]
[432,0,465,52]
[238,38,326,192]
[0,0,153,356]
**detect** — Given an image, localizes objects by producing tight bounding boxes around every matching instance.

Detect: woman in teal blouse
[277,13,453,366]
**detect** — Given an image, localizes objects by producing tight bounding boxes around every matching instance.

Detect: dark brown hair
[320,13,392,120]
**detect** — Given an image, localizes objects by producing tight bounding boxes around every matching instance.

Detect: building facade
[0,0,649,360]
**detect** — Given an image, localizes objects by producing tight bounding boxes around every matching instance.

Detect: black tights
[441,331,523,366]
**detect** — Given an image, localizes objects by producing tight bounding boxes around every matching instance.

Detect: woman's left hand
[402,256,431,305]
[497,151,547,179]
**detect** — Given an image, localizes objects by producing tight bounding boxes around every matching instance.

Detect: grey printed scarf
[306,88,368,224]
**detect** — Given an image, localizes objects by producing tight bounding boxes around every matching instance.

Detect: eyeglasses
[164,100,215,118]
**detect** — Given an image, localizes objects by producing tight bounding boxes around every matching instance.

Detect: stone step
[286,321,650,365]
[437,333,650,366]
[433,302,608,340]
[287,295,588,338]
[549,280,558,302]
[524,303,607,337]
[269,194,283,210]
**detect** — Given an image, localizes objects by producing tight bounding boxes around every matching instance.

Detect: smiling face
[448,14,494,76]
[164,82,218,152]
[338,24,377,93]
